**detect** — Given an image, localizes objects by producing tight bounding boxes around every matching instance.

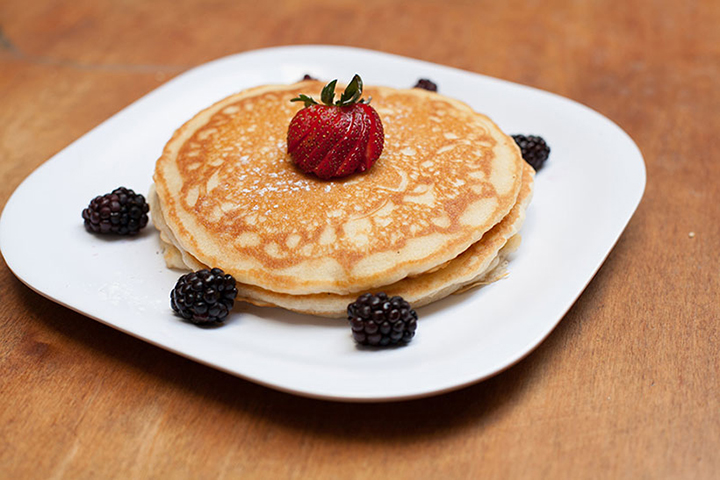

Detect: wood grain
[1,0,719,478]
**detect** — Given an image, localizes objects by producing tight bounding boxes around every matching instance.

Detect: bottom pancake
[149,164,534,317]
[233,235,521,317]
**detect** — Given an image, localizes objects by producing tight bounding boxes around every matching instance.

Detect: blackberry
[413,78,438,92]
[82,187,149,235]
[301,74,317,81]
[171,268,238,326]
[511,134,550,171]
[347,293,418,347]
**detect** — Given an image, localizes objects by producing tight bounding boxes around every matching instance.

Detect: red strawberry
[287,75,384,180]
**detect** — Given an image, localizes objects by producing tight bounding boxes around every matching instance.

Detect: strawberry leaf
[338,74,363,106]
[290,94,318,107]
[320,80,337,105]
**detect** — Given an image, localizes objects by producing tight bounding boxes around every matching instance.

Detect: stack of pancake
[149,80,533,317]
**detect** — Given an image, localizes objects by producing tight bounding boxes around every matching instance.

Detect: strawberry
[287,75,384,180]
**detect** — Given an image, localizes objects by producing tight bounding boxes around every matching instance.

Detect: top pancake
[153,81,524,295]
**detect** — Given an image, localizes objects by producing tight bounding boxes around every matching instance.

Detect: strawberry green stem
[291,74,370,108]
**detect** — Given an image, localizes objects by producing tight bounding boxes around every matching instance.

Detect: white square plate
[0,46,645,401]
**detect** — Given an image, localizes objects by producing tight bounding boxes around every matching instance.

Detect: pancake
[149,162,534,317]
[152,81,525,295]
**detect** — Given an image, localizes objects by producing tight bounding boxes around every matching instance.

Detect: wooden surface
[1,0,719,478]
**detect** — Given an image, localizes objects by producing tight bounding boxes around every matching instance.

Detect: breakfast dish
[0,46,645,400]
[151,79,529,315]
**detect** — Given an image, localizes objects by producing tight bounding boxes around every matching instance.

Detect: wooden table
[2,1,718,478]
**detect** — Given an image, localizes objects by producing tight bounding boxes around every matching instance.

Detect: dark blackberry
[301,74,317,81]
[171,268,238,326]
[82,187,149,235]
[347,293,418,347]
[413,78,438,92]
[511,134,550,171]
